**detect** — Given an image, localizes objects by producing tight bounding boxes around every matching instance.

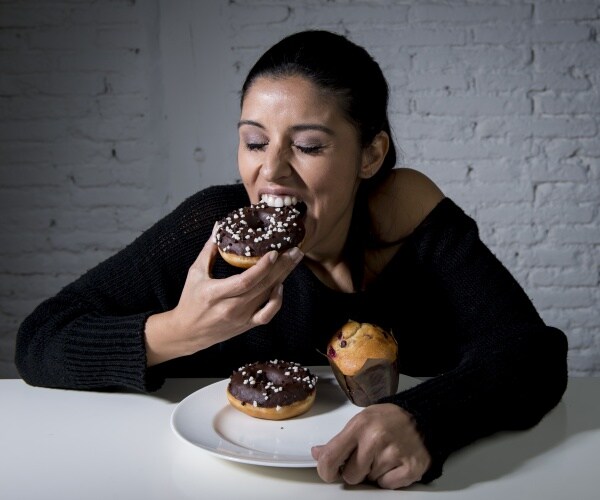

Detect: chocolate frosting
[228,360,317,408]
[216,203,305,257]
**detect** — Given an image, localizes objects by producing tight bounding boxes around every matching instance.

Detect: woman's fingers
[312,404,431,490]
[340,448,371,485]
[251,283,284,325]
[312,424,358,483]
[227,251,279,296]
[190,223,220,277]
[226,247,303,300]
[172,231,304,353]
[375,462,423,490]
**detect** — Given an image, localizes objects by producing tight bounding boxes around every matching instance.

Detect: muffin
[327,320,399,406]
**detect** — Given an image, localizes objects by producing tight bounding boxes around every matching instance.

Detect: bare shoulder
[368,168,445,243]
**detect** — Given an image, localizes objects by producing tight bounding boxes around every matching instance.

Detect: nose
[260,143,292,181]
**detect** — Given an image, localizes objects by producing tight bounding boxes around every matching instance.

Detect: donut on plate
[226,360,317,420]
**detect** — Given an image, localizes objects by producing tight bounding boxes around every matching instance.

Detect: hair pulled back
[241,30,397,183]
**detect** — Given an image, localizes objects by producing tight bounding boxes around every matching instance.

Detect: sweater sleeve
[381,198,568,483]
[15,185,245,392]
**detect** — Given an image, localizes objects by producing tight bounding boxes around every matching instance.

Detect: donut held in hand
[215,197,305,268]
[227,360,318,420]
[327,320,399,407]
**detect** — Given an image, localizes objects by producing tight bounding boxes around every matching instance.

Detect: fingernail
[288,247,304,263]
[269,250,278,263]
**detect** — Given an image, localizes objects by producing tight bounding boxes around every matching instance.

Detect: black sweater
[15,183,568,482]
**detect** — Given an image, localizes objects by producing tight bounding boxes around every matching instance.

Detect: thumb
[192,223,219,276]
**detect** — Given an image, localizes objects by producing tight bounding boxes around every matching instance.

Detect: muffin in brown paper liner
[326,320,399,407]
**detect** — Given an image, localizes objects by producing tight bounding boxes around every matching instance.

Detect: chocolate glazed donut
[215,202,306,268]
[227,360,318,420]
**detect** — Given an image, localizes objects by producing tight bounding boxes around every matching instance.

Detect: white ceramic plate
[170,367,421,467]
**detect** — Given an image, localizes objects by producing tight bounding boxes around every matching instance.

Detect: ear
[359,131,390,179]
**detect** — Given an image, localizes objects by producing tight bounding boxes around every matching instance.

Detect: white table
[1,371,598,500]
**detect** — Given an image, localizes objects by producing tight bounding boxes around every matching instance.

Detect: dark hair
[241,30,398,182]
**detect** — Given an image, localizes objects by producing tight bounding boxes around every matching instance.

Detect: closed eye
[246,143,268,152]
[295,144,324,155]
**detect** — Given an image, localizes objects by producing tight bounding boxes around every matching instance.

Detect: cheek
[237,149,254,180]
[237,152,257,200]
[309,161,360,202]
[237,144,247,170]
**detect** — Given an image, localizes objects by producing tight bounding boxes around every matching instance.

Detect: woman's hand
[311,403,431,489]
[145,225,303,365]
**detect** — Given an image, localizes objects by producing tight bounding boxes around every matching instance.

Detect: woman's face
[238,75,366,261]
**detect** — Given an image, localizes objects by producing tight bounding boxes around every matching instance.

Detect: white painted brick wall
[1,0,598,377]
[0,0,168,376]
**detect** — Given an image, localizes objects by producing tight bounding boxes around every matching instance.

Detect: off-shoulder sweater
[15,183,568,483]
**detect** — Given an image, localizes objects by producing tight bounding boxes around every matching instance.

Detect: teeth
[260,194,298,208]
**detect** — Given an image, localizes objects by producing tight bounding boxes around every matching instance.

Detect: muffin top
[327,320,398,376]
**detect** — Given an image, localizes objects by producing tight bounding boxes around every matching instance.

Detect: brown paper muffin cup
[329,357,399,407]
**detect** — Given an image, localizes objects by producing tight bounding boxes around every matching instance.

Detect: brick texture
[1,0,598,377]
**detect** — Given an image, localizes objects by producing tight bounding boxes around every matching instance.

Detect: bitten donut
[226,360,317,420]
[215,197,305,268]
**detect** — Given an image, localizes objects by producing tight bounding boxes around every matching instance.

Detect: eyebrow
[238,120,335,136]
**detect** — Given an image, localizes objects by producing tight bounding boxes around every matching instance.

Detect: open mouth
[260,194,300,208]
[259,194,308,217]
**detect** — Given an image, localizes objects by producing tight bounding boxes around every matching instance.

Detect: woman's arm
[15,184,304,391]
[15,186,237,391]
[315,173,568,487]
[14,194,208,391]
[384,198,568,482]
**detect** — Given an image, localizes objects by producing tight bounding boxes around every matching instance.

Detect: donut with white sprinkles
[226,360,318,420]
[215,198,305,268]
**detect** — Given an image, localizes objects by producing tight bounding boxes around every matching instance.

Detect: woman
[15,31,567,489]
